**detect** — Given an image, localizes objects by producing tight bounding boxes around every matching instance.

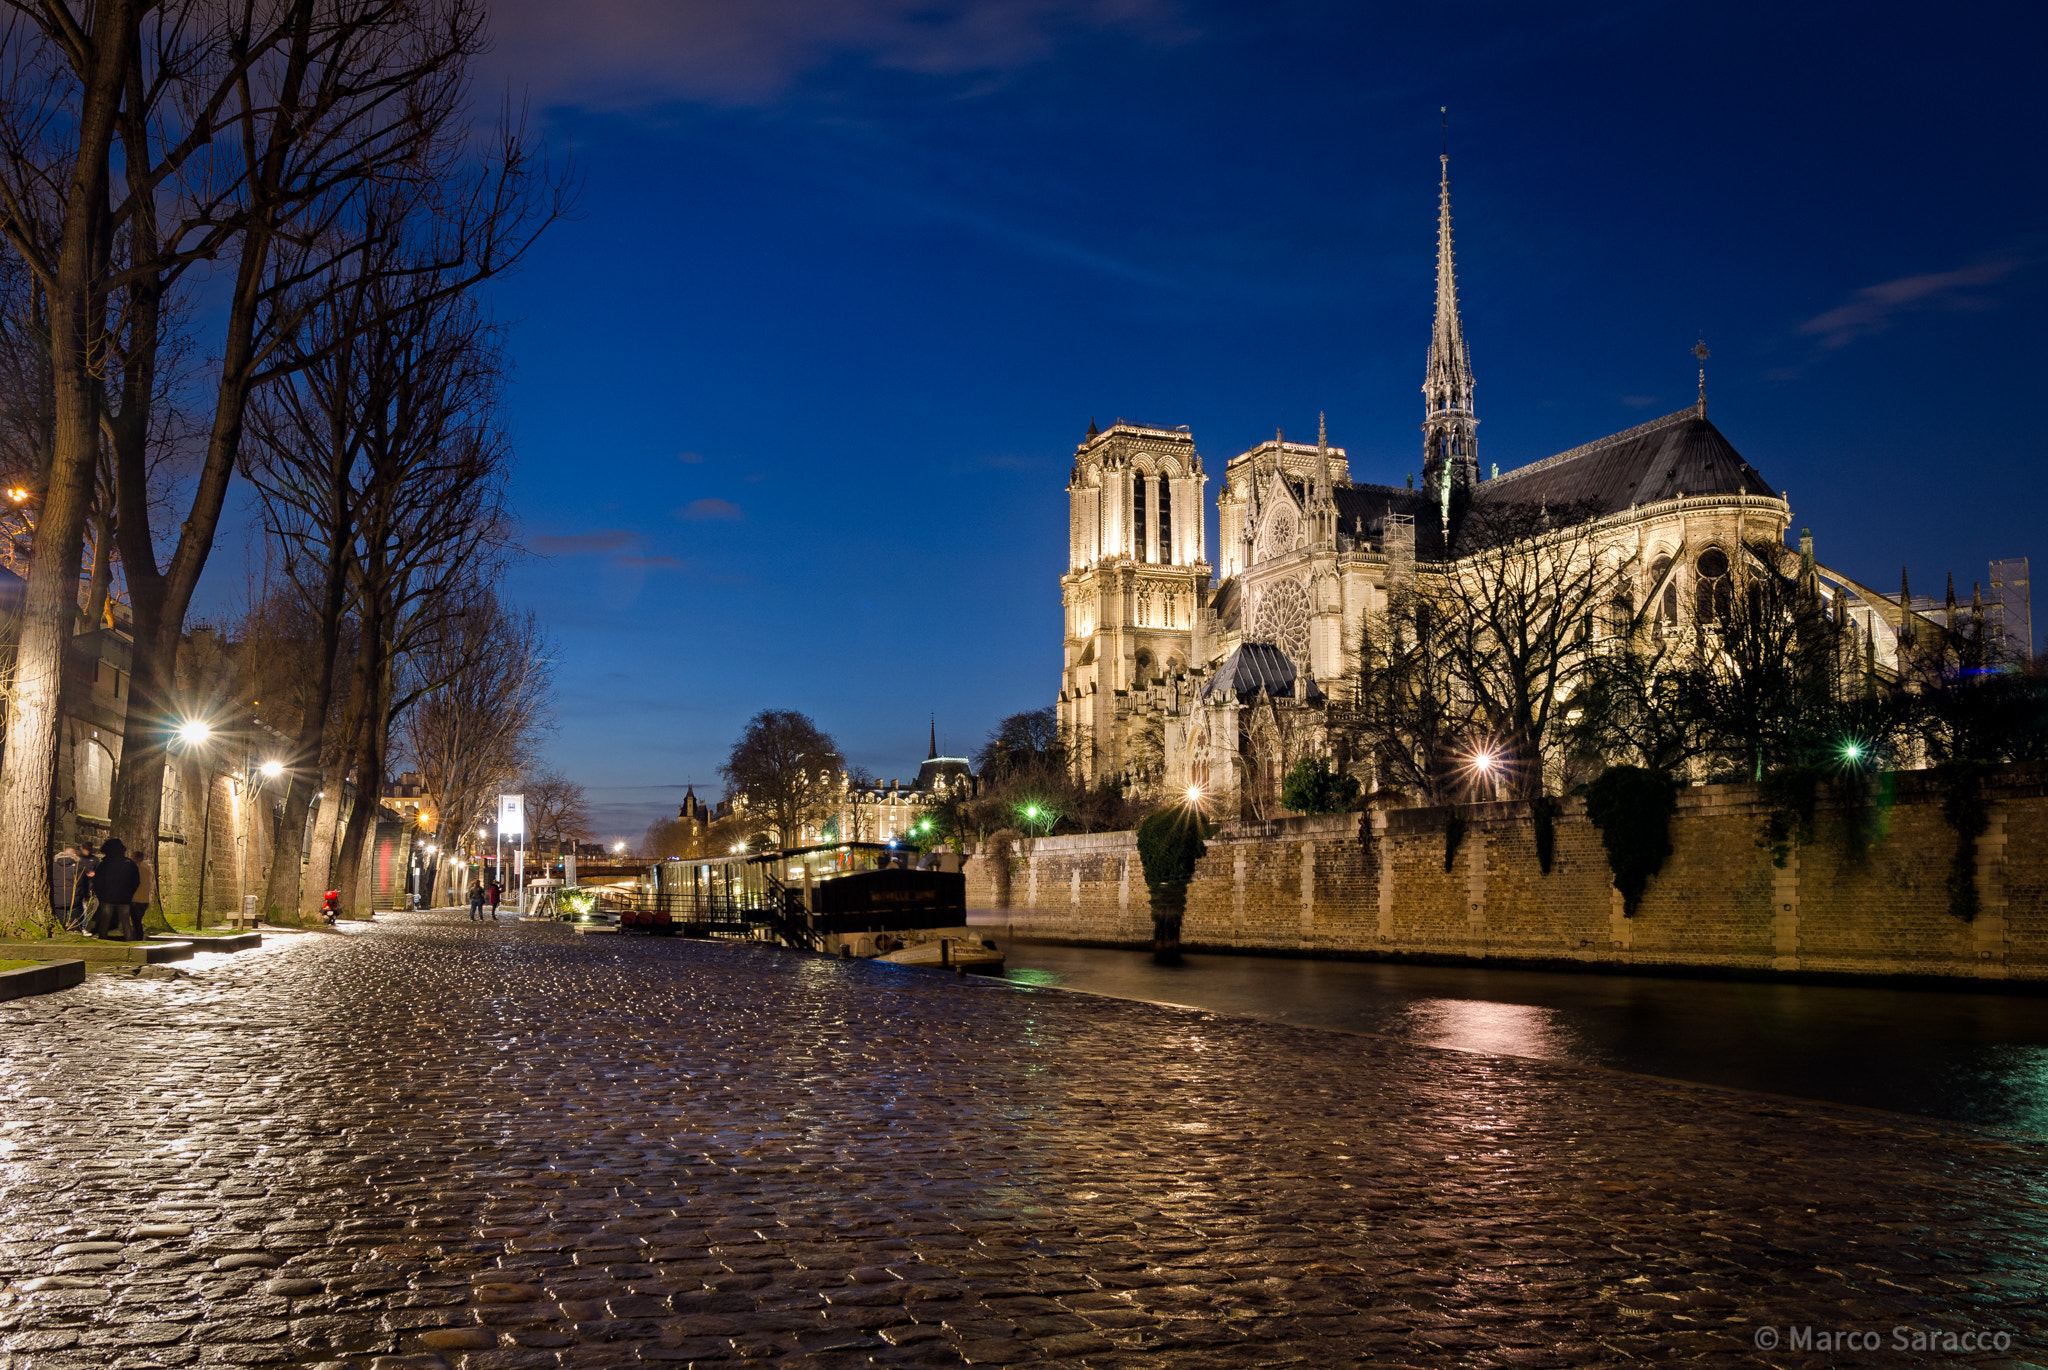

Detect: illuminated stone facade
[1056,155,1948,820]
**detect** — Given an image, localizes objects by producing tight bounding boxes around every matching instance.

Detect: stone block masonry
[967,763,2048,982]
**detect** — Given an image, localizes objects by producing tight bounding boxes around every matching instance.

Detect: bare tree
[0,0,565,930]
[718,710,840,849]
[1408,500,1631,799]
[1338,588,1480,806]
[522,769,590,854]
[399,590,552,875]
[240,199,519,915]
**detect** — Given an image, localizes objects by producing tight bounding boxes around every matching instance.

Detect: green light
[1842,741,1863,761]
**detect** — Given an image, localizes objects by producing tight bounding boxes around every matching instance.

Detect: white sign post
[499,795,526,914]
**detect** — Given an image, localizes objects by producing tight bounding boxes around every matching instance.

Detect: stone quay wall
[963,764,2048,982]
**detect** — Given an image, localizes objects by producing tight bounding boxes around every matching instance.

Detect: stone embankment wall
[963,765,2048,982]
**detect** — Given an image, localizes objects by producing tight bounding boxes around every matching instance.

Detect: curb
[0,939,192,965]
[147,932,262,953]
[0,958,86,1001]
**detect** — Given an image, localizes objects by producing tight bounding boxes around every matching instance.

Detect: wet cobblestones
[0,912,2044,1368]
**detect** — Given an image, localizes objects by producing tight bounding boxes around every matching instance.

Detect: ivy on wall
[1937,761,1993,922]
[1583,766,1677,917]
[1530,796,1558,874]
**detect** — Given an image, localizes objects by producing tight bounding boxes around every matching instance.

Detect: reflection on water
[1404,998,1572,1060]
[993,941,2048,1133]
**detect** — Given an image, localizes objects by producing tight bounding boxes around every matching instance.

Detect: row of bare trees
[0,0,568,931]
[1341,502,2048,809]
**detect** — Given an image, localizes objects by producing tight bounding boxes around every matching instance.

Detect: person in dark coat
[91,838,142,941]
[485,880,501,919]
[468,881,485,921]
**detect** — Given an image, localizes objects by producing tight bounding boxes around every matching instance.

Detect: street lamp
[613,841,625,854]
[258,759,283,779]
[174,720,216,929]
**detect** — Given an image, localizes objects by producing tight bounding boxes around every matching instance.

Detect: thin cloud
[678,498,744,522]
[618,554,687,568]
[488,0,1188,109]
[1796,259,2019,349]
[530,528,638,556]
[678,451,706,464]
[1619,395,1659,408]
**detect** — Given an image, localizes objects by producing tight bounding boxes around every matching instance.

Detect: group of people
[50,838,155,941]
[466,879,503,921]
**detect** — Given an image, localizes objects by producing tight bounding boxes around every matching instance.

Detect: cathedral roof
[1480,407,1774,515]
[1201,641,1296,702]
[1319,408,1775,562]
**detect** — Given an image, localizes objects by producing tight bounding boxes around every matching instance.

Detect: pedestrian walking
[50,846,83,932]
[90,838,142,942]
[468,881,485,921]
[485,879,501,920]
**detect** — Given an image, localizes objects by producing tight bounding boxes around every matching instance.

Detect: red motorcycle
[321,889,340,926]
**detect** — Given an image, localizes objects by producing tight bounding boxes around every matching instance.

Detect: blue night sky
[273,1,2048,841]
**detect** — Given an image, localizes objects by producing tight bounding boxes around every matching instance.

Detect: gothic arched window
[1157,478,1172,563]
[1133,474,1148,561]
[1696,547,1731,623]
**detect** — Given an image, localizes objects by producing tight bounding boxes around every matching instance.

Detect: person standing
[50,846,82,932]
[468,881,485,921]
[91,838,142,941]
[485,879,501,920]
[72,847,98,932]
[133,850,157,936]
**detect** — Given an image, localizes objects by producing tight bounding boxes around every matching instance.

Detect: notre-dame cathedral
[1054,153,1965,819]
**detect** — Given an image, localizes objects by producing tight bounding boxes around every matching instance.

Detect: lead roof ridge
[1485,407,1705,486]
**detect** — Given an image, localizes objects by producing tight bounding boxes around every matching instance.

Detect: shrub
[1583,765,1677,916]
[1136,806,1211,962]
[1280,757,1362,815]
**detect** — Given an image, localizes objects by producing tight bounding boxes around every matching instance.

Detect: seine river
[990,940,2048,1133]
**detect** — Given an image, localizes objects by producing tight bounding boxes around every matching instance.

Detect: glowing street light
[1185,785,1203,806]
[613,841,626,854]
[176,719,212,747]
[1841,740,1864,763]
[5,487,27,503]
[259,759,284,779]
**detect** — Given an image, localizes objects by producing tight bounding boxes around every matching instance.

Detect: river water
[991,940,2048,1133]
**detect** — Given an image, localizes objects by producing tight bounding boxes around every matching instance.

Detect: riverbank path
[2,910,2044,1367]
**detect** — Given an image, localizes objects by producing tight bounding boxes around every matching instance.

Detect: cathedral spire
[1422,149,1479,525]
[928,714,938,760]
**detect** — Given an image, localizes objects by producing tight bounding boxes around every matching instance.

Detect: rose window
[1251,578,1312,662]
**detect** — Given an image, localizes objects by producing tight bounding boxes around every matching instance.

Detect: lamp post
[177,720,214,930]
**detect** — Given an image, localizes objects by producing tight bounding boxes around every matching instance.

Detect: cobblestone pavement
[2,913,2046,1370]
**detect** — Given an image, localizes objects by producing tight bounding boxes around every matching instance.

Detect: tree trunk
[0,3,135,932]
[331,593,387,915]
[104,213,268,913]
[81,505,112,631]
[256,529,352,922]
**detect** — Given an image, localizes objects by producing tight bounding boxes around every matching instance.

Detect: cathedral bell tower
[1422,152,1478,534]
[1057,421,1210,787]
